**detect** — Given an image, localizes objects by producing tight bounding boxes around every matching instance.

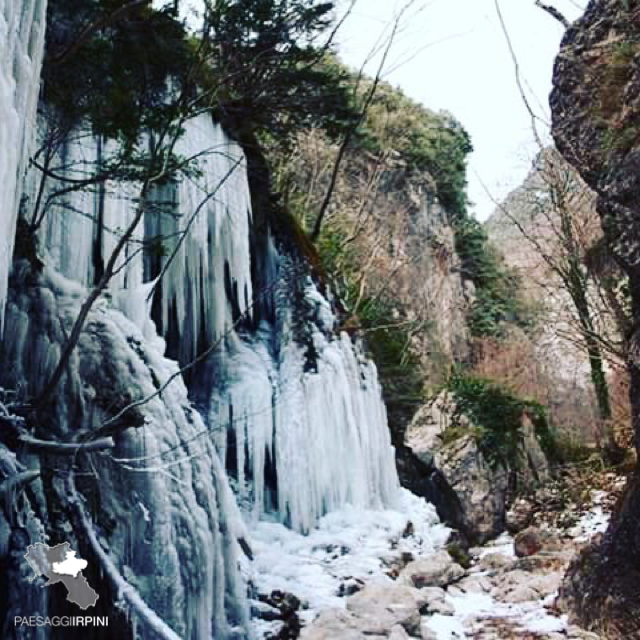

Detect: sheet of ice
[0,0,47,331]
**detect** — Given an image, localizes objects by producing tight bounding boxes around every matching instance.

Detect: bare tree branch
[534,0,570,28]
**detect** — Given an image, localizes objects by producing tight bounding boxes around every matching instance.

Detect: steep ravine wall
[550,0,640,635]
[0,8,404,639]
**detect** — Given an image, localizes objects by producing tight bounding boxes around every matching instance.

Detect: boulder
[399,551,465,589]
[514,527,562,558]
[300,609,377,640]
[405,391,551,544]
[345,584,426,636]
[514,528,543,557]
[434,435,508,543]
[506,498,536,534]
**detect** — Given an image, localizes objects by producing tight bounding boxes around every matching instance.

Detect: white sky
[336,0,586,220]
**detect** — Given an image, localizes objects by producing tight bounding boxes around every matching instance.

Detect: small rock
[346,584,426,636]
[338,578,364,597]
[456,575,492,594]
[388,625,411,640]
[477,552,514,571]
[514,527,543,557]
[506,498,535,533]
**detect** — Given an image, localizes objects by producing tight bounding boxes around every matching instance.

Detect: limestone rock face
[435,435,508,543]
[405,392,550,543]
[404,393,459,468]
[551,2,640,634]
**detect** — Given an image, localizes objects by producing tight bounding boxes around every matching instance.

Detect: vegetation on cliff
[444,370,556,470]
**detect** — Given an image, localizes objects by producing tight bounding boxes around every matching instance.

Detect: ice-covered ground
[424,494,615,640]
[248,489,450,637]
[248,485,616,639]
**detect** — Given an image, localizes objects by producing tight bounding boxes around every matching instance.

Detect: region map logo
[24,542,99,609]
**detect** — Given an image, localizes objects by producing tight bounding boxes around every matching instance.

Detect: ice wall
[35,114,253,363]
[209,276,401,534]
[2,268,253,639]
[33,110,400,533]
[0,0,47,330]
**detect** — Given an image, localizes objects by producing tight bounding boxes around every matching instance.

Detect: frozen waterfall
[7,83,411,637]
[0,0,47,331]
[30,111,402,534]
[209,284,400,534]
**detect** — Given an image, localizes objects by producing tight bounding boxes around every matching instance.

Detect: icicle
[37,114,253,360]
[209,280,401,533]
[0,0,47,332]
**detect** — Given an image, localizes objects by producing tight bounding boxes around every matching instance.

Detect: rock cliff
[551,0,640,634]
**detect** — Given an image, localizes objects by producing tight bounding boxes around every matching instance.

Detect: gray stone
[388,625,411,640]
[477,552,515,572]
[399,551,465,589]
[455,575,493,594]
[346,584,426,636]
[299,610,368,640]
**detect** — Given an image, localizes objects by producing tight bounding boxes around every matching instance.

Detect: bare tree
[492,0,628,458]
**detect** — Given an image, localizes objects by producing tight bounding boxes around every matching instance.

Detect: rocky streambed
[253,475,626,640]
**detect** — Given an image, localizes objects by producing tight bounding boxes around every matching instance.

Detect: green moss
[447,542,472,569]
[443,371,557,470]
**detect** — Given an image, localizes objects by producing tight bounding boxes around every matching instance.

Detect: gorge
[1,1,638,640]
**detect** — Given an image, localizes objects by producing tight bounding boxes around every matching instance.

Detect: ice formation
[209,284,401,533]
[28,107,402,535]
[32,113,253,363]
[3,268,253,639]
[2,7,421,637]
[0,0,47,331]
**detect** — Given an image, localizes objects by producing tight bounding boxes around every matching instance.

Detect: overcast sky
[336,0,586,220]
